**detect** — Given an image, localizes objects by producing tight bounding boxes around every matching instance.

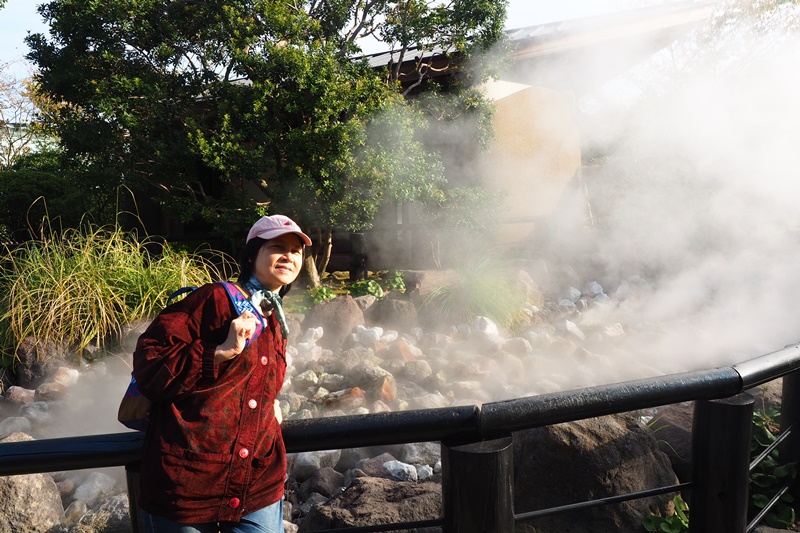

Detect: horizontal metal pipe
[0,431,145,476]
[734,344,800,389]
[514,481,692,521]
[479,367,742,436]
[3,352,797,477]
[283,405,482,452]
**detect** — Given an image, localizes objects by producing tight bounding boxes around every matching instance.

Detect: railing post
[441,435,514,533]
[125,461,142,533]
[779,370,800,464]
[689,393,754,533]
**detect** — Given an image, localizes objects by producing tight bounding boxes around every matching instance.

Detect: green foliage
[348,279,384,299]
[643,407,798,531]
[384,270,406,292]
[421,256,527,331]
[26,0,507,250]
[0,151,82,241]
[0,220,229,361]
[642,496,690,532]
[749,406,797,529]
[306,286,337,306]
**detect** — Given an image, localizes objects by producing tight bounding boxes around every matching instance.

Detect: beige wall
[478,80,582,244]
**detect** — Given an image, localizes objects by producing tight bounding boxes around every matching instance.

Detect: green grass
[0,221,231,362]
[420,256,529,332]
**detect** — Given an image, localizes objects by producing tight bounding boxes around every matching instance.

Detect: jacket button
[239,448,249,458]
[261,356,268,365]
[229,497,240,508]
[248,399,257,409]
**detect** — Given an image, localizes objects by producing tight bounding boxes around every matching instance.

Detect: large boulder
[651,402,694,483]
[303,296,365,350]
[14,336,73,389]
[0,433,66,533]
[367,297,418,333]
[513,414,677,533]
[297,477,441,532]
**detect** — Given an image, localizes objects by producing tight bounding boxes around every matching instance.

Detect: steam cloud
[494,2,800,376]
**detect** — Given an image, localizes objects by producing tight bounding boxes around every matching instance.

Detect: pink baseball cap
[246,215,312,246]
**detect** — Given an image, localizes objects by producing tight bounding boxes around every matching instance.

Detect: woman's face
[252,233,304,291]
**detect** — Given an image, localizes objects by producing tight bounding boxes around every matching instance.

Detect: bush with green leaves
[0,221,229,363]
[306,286,337,305]
[749,406,796,528]
[643,407,798,531]
[384,270,405,292]
[420,256,528,331]
[348,279,384,299]
[642,495,689,533]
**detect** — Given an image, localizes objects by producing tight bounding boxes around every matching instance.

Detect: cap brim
[256,229,312,246]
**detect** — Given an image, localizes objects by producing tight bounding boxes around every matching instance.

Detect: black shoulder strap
[166,286,197,306]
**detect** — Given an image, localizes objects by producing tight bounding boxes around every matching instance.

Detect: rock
[4,385,35,404]
[0,417,32,439]
[513,414,677,533]
[352,295,378,312]
[298,467,345,500]
[64,499,87,524]
[290,450,343,482]
[398,442,441,466]
[53,367,80,387]
[401,360,433,382]
[35,382,68,401]
[349,362,397,401]
[367,298,418,333]
[650,402,694,483]
[416,464,434,481]
[73,471,117,508]
[14,336,72,389]
[354,452,397,478]
[383,460,417,482]
[298,477,441,532]
[303,296,365,350]
[0,433,66,533]
[67,493,131,533]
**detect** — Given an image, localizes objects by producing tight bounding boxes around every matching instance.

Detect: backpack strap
[217,281,266,349]
[166,286,197,306]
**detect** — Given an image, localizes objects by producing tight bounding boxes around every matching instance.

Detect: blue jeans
[140,500,283,533]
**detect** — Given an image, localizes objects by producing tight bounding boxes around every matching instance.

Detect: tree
[0,66,51,170]
[26,0,508,284]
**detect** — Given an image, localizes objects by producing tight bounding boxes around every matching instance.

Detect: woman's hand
[215,311,258,364]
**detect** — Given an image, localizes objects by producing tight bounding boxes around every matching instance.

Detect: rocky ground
[0,267,796,532]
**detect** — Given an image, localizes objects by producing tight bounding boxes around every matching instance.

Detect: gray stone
[0,433,65,533]
[303,296,365,350]
[298,467,345,500]
[513,414,677,533]
[298,477,441,532]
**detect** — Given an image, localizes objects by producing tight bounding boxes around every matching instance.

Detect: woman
[132,214,311,533]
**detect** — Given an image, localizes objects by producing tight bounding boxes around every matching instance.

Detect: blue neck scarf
[244,275,289,339]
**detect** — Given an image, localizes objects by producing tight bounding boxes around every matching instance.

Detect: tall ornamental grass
[421,256,530,332]
[0,223,231,362]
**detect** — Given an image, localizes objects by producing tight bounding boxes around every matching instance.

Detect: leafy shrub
[643,407,797,531]
[420,256,527,331]
[0,221,229,361]
[348,279,384,299]
[749,407,796,528]
[306,286,337,305]
[384,270,405,292]
[642,495,689,532]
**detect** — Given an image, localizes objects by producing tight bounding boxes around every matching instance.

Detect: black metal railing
[2,343,800,533]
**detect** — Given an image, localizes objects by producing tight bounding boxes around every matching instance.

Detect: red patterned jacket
[132,283,286,523]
